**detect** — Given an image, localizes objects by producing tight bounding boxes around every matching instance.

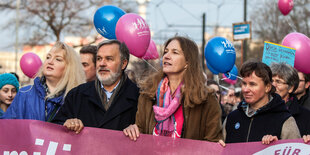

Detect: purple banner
[0,119,309,155]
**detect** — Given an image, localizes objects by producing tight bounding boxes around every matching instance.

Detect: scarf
[40,76,65,122]
[153,77,183,136]
[95,74,126,111]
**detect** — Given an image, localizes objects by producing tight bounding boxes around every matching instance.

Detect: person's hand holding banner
[64,118,84,134]
[262,135,279,145]
[303,135,310,143]
[123,124,140,141]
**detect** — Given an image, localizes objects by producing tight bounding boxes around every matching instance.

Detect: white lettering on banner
[35,139,44,146]
[253,143,310,155]
[62,144,71,151]
[4,151,17,155]
[3,151,27,155]
[19,152,27,155]
[46,141,58,155]
[3,138,72,155]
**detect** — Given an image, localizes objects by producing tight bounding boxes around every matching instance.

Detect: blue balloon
[224,65,238,80]
[205,37,236,73]
[207,62,219,74]
[93,5,126,39]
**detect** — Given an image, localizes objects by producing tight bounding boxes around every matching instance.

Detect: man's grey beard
[96,66,122,86]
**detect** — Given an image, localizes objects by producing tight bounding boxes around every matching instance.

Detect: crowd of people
[1,36,310,147]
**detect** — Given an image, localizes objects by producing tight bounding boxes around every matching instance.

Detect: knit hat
[0,73,20,92]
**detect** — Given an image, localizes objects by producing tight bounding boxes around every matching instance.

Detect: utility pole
[15,0,20,73]
[202,13,206,71]
[243,0,247,63]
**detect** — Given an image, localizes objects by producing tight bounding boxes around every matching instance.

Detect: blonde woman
[2,42,85,122]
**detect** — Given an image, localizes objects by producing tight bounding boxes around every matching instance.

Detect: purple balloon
[20,52,42,78]
[278,0,294,16]
[282,32,310,74]
[143,40,159,60]
[115,13,150,58]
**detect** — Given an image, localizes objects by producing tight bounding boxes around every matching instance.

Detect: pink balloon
[278,0,294,16]
[20,52,42,78]
[142,40,159,60]
[223,74,237,85]
[282,32,310,74]
[115,13,150,58]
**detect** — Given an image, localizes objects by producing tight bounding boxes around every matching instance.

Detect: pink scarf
[153,77,183,136]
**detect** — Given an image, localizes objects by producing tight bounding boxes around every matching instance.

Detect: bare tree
[250,0,310,44]
[0,0,113,46]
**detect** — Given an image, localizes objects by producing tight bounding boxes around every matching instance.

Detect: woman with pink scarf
[123,36,222,142]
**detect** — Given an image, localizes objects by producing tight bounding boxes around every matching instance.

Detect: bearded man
[52,40,139,133]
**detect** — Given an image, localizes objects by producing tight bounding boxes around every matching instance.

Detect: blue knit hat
[0,73,20,92]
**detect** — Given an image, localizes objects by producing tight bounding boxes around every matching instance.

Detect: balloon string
[142,59,159,72]
[223,73,243,80]
[214,74,219,84]
[285,17,297,32]
[219,85,229,91]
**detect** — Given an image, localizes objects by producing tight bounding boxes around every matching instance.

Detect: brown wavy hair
[240,59,276,94]
[140,36,210,108]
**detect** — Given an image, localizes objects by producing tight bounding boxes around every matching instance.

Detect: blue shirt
[101,81,120,102]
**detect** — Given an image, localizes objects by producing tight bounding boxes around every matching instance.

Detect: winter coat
[1,77,64,121]
[287,95,310,136]
[298,89,310,110]
[224,93,300,143]
[0,109,4,117]
[135,88,223,142]
[52,77,139,131]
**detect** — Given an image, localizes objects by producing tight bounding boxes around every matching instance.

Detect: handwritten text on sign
[262,41,296,67]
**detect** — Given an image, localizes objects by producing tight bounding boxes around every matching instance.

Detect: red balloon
[20,52,42,78]
[142,40,159,60]
[278,0,294,16]
[282,32,310,74]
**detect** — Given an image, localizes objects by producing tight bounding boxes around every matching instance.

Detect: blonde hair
[140,36,210,108]
[37,42,86,98]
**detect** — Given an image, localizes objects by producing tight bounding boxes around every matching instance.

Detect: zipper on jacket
[246,117,254,142]
[45,99,47,121]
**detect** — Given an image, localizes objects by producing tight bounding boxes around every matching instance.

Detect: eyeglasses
[228,94,235,97]
[272,79,287,85]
